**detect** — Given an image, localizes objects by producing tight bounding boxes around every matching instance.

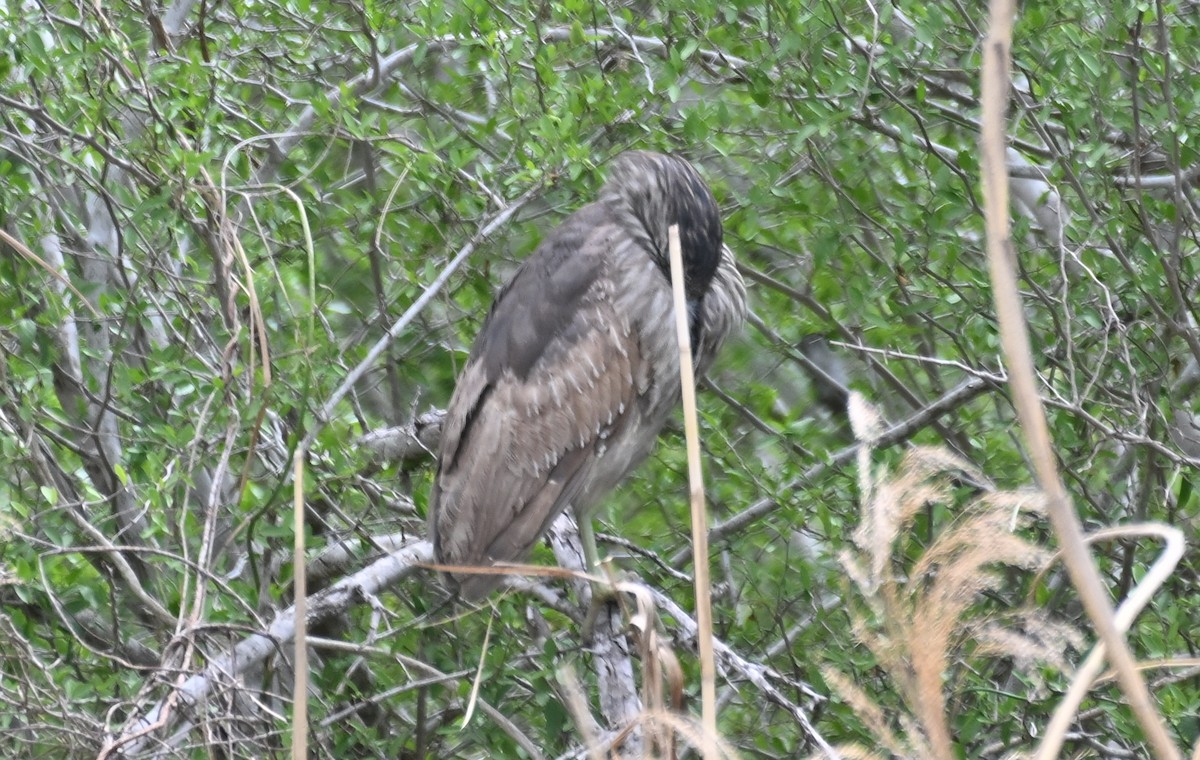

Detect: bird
[428,150,746,599]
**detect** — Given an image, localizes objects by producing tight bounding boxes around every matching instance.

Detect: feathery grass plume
[818,394,1084,760]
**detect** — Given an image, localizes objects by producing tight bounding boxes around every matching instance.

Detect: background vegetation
[1,0,1198,757]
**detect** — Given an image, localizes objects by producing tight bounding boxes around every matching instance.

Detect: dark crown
[602,151,724,299]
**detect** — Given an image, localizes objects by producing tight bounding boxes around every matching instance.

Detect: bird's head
[602,151,724,301]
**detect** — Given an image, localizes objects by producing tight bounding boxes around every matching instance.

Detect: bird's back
[429,152,745,598]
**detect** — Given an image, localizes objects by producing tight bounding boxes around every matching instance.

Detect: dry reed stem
[1035,523,1185,760]
[819,667,905,758]
[978,0,1180,756]
[628,709,741,759]
[668,224,718,752]
[624,579,685,757]
[285,186,314,760]
[292,452,309,759]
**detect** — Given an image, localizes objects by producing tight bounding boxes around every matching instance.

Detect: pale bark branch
[105,541,432,757]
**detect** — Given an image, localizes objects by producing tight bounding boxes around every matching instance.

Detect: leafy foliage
[1,0,1198,757]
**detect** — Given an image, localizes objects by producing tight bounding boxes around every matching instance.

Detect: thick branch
[105,541,432,757]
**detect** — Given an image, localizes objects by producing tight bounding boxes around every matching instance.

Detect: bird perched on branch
[429,150,746,599]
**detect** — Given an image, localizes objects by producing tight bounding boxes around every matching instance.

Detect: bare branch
[105,541,432,756]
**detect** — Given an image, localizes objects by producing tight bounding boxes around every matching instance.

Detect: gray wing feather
[430,211,643,598]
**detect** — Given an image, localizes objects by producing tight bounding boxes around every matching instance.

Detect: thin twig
[671,375,993,567]
[0,228,103,321]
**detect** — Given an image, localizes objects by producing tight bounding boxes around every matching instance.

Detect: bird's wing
[430,207,647,593]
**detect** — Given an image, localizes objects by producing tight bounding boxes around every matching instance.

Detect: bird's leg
[580,518,618,599]
[579,518,621,642]
[580,517,601,577]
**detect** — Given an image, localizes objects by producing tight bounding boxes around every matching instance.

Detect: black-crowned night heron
[429,150,746,598]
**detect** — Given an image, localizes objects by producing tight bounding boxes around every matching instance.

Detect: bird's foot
[580,560,623,643]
